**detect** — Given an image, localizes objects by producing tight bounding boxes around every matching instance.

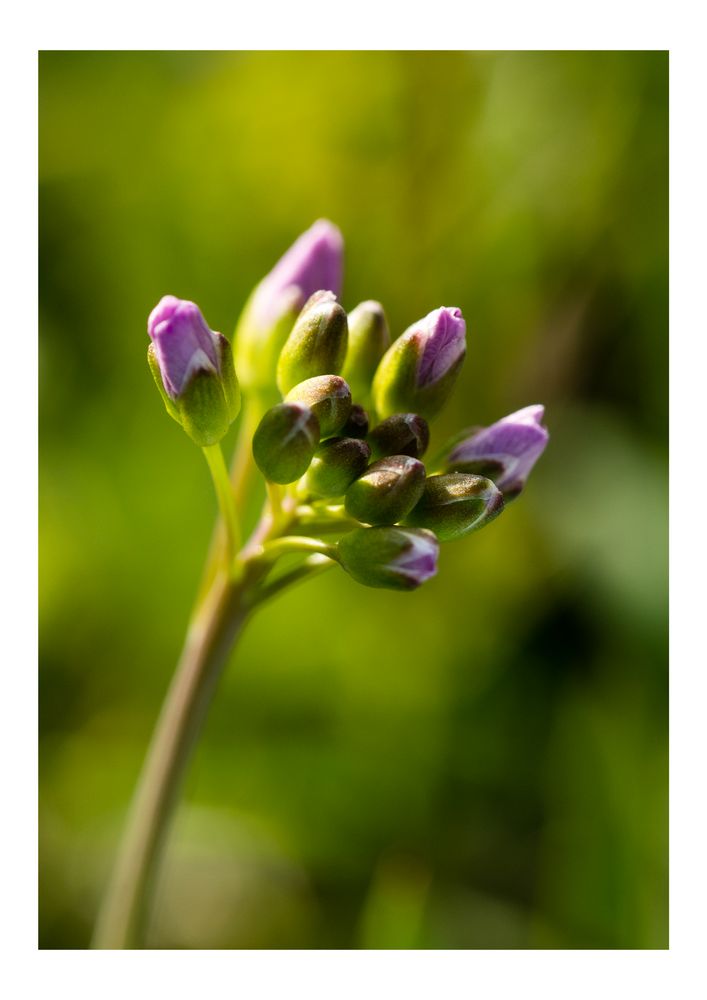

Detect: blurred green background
[39,51,668,949]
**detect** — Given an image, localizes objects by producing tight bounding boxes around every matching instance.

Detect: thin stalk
[202,443,240,561]
[92,565,260,949]
[254,554,336,606]
[195,395,267,605]
[266,480,285,528]
[261,535,337,561]
[229,394,267,513]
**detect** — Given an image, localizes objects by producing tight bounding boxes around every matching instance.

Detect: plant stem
[254,553,336,605]
[229,395,266,514]
[92,565,258,949]
[261,535,337,561]
[266,480,285,527]
[195,396,267,605]
[202,443,240,561]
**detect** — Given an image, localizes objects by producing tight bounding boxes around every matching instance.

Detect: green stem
[202,443,240,562]
[92,565,259,949]
[261,535,338,561]
[195,395,267,606]
[254,554,336,606]
[92,525,338,948]
[266,480,285,528]
[229,395,267,518]
[295,504,362,534]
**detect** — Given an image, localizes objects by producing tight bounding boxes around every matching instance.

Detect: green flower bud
[340,300,390,401]
[252,402,320,484]
[341,404,369,439]
[344,455,426,526]
[302,437,371,498]
[337,526,439,591]
[372,307,466,420]
[368,413,430,460]
[276,292,349,395]
[285,375,352,438]
[405,473,504,541]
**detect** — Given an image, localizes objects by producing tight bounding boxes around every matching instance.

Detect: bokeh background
[39,51,668,949]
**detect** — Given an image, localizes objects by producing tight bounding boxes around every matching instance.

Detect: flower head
[372,307,466,420]
[444,405,549,498]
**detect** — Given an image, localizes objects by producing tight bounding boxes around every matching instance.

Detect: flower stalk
[202,443,241,561]
[92,567,253,949]
[92,505,337,949]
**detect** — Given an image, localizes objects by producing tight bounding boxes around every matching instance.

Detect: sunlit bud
[341,404,369,439]
[372,306,466,420]
[276,292,349,395]
[337,526,439,591]
[405,473,504,541]
[234,220,343,392]
[147,295,240,447]
[285,374,352,438]
[252,402,320,484]
[344,455,426,526]
[302,437,371,499]
[340,300,390,401]
[368,412,430,460]
[443,405,549,499]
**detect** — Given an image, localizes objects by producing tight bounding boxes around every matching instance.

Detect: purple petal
[249,219,344,330]
[148,296,219,398]
[415,307,467,387]
[448,404,549,494]
[395,531,440,585]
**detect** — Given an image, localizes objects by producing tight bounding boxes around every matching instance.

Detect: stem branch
[202,443,240,561]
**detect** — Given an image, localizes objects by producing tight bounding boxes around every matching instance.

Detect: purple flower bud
[416,307,467,388]
[372,306,467,420]
[148,295,220,399]
[445,405,549,498]
[248,219,344,331]
[147,295,240,446]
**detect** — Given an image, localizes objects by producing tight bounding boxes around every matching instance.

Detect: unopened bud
[340,300,390,401]
[372,306,466,420]
[234,219,343,392]
[302,437,371,498]
[147,296,240,447]
[276,292,348,395]
[443,405,549,499]
[285,375,352,438]
[368,413,430,460]
[405,473,504,541]
[344,455,426,526]
[337,526,439,590]
[252,402,320,484]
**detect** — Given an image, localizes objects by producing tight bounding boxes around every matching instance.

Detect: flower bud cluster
[147,221,549,592]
